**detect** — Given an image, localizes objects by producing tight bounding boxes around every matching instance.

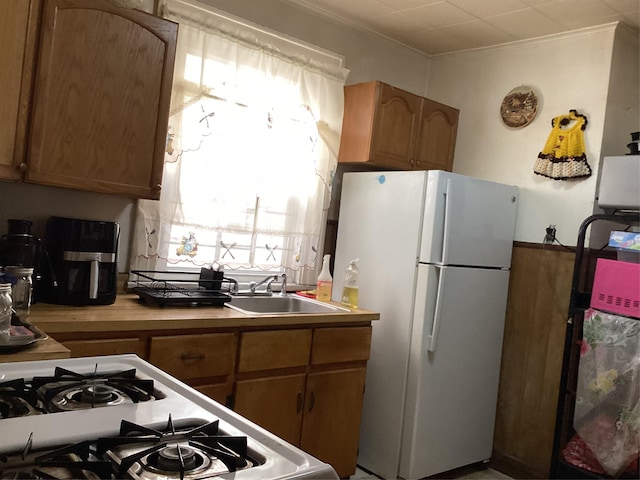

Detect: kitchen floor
[351,464,513,479]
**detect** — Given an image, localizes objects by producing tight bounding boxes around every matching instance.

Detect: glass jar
[4,267,33,320]
[0,283,12,338]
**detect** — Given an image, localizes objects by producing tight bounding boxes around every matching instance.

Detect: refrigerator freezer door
[420,171,518,268]
[399,264,510,479]
[332,170,427,479]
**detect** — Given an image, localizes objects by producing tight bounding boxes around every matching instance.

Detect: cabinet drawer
[311,326,372,365]
[238,329,312,372]
[149,333,236,380]
[62,338,146,358]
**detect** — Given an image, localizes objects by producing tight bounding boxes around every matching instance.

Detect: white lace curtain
[129,0,349,285]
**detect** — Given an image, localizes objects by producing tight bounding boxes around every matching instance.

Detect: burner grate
[34,440,115,479]
[31,367,160,412]
[99,416,257,479]
[0,379,45,418]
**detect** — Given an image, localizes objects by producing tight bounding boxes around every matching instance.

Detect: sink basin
[226,295,350,315]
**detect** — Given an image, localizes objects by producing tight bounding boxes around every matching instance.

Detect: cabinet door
[234,374,306,446]
[26,0,177,199]
[370,82,422,170]
[301,368,367,478]
[0,0,39,180]
[194,383,233,407]
[414,98,459,171]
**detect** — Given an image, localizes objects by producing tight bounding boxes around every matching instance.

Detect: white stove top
[0,354,338,480]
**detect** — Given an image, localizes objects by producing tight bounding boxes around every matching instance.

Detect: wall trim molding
[432,22,619,59]
[513,241,576,253]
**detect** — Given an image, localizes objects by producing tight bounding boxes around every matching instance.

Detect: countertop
[0,336,70,363]
[27,294,380,334]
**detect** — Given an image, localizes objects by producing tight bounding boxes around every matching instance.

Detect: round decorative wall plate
[500,86,539,128]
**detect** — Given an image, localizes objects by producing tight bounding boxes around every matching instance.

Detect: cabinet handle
[308,392,315,412]
[18,162,27,172]
[296,391,303,413]
[180,353,205,362]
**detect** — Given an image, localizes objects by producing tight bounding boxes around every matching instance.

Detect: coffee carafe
[39,216,120,305]
[0,219,41,268]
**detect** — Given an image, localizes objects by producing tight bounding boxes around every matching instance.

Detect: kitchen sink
[225,294,350,315]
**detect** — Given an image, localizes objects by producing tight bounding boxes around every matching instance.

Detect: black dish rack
[130,269,234,307]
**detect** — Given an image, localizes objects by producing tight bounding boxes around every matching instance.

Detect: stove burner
[155,445,199,471]
[32,367,159,412]
[144,443,210,475]
[0,380,45,418]
[0,438,115,480]
[80,384,119,404]
[52,383,129,410]
[0,417,258,479]
[98,416,256,479]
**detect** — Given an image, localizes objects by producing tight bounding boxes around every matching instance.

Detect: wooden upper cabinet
[370,83,422,169]
[25,0,177,199]
[0,0,40,181]
[338,81,458,171]
[414,98,459,171]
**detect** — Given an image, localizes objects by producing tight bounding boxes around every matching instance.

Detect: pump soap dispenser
[316,254,333,302]
[341,259,359,308]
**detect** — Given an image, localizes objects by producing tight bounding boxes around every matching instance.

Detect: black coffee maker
[40,216,120,305]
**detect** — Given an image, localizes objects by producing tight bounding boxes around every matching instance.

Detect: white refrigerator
[332,170,518,479]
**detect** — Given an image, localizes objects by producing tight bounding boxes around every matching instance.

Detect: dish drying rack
[130,269,234,307]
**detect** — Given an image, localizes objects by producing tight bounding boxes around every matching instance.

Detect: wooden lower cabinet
[234,374,306,445]
[50,322,373,478]
[492,244,574,478]
[301,368,367,478]
[234,326,372,478]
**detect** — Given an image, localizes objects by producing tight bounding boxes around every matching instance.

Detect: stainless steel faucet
[226,277,239,295]
[249,275,279,294]
[278,273,287,297]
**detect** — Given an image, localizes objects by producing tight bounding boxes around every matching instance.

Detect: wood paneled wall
[492,243,575,478]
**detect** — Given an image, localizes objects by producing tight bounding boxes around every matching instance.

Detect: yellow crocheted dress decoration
[534,109,592,180]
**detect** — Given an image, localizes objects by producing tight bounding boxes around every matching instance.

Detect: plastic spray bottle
[341,259,359,308]
[316,254,333,302]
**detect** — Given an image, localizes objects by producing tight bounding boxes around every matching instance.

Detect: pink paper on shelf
[9,325,34,338]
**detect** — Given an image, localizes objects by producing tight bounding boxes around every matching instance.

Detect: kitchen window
[129,0,349,286]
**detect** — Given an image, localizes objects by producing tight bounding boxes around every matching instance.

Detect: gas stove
[0,355,338,479]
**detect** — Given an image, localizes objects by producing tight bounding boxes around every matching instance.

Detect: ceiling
[288,0,640,55]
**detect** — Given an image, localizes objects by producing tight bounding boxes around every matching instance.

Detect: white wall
[0,182,135,273]
[427,24,622,247]
[0,0,430,272]
[197,0,431,92]
[600,24,640,159]
[589,23,640,248]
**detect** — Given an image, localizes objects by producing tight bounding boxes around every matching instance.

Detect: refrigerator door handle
[440,179,452,264]
[427,266,446,352]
